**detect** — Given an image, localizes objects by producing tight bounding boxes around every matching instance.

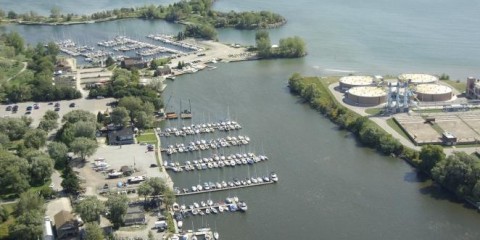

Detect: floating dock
[160,121,242,137]
[175,180,276,196]
[161,135,250,155]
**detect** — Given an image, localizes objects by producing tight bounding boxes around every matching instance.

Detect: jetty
[161,135,250,155]
[172,197,247,218]
[160,121,242,137]
[174,173,278,196]
[165,152,269,173]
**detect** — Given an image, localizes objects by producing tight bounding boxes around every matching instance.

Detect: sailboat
[180,99,193,119]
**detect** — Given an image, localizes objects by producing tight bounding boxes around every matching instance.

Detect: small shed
[124,206,146,226]
[442,132,457,146]
[54,210,79,239]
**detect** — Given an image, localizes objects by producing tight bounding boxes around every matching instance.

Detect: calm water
[2,0,480,239]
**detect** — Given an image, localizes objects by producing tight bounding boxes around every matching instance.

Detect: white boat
[194,202,200,208]
[270,172,279,182]
[238,201,248,211]
[211,207,218,214]
[213,232,219,240]
[207,199,213,206]
[218,205,225,213]
[177,220,183,228]
[108,172,123,178]
[172,203,180,211]
[192,209,199,215]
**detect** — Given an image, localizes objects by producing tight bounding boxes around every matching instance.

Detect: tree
[43,110,60,121]
[137,181,153,202]
[4,32,24,55]
[48,142,69,169]
[0,205,8,223]
[63,110,96,124]
[135,111,153,129]
[110,107,130,126]
[255,30,271,57]
[118,96,144,120]
[70,137,98,160]
[23,128,47,149]
[162,188,176,207]
[29,155,54,184]
[277,36,307,58]
[75,196,105,223]
[61,165,80,194]
[84,222,104,240]
[15,191,45,216]
[0,132,10,149]
[147,177,167,196]
[0,150,30,194]
[0,117,29,140]
[106,195,128,228]
[38,119,58,132]
[105,56,115,67]
[419,145,445,173]
[9,210,43,240]
[50,7,61,19]
[73,121,96,139]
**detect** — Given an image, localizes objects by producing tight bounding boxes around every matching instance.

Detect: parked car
[69,103,76,107]
[26,106,33,111]
[6,106,12,111]
[12,105,18,112]
[33,103,39,109]
[25,111,31,115]
[54,107,60,111]
[150,164,158,168]
[54,102,60,107]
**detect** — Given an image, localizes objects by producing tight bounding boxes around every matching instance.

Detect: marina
[173,173,278,196]
[54,34,203,63]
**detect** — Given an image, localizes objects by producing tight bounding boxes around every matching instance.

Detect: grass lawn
[0,203,17,239]
[386,118,411,141]
[365,108,383,116]
[136,129,158,144]
[0,59,24,84]
[441,79,466,92]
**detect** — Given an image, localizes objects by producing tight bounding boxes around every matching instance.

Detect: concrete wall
[416,92,452,102]
[346,93,386,106]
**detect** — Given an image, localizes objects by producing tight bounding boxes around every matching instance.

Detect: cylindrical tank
[415,84,453,102]
[339,76,374,89]
[346,86,387,106]
[398,74,438,84]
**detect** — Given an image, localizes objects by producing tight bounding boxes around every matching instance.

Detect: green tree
[73,121,96,139]
[63,109,96,124]
[419,145,445,173]
[61,165,80,194]
[277,36,307,58]
[162,188,176,207]
[9,210,43,240]
[23,128,47,149]
[4,32,24,55]
[43,110,60,121]
[70,137,98,160]
[50,7,61,19]
[137,181,153,202]
[0,132,10,149]
[0,206,8,223]
[29,155,54,184]
[147,177,167,196]
[110,107,130,126]
[38,119,58,132]
[106,195,128,228]
[135,111,153,129]
[48,142,69,169]
[255,30,271,57]
[0,150,30,194]
[84,222,104,240]
[0,117,29,140]
[15,191,45,216]
[75,196,105,222]
[105,56,115,67]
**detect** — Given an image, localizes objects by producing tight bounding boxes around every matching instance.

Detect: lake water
[2,0,480,239]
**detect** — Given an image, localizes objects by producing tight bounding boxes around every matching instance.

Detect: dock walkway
[175,181,275,196]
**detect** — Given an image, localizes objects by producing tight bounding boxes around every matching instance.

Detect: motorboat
[213,232,219,240]
[177,220,183,228]
[192,209,199,215]
[270,172,278,182]
[228,203,238,212]
[205,208,211,214]
[263,176,270,182]
[207,199,213,206]
[172,203,180,211]
[194,202,200,208]
[192,186,198,192]
[221,181,228,188]
[211,207,218,214]
[201,201,207,207]
[238,201,248,212]
[218,205,225,213]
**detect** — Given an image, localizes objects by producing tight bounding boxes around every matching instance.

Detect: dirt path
[6,61,27,82]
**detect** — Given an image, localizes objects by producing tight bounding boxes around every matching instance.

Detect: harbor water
[2,0,480,239]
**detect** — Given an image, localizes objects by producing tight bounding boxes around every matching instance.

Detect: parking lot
[0,97,114,127]
[76,143,168,197]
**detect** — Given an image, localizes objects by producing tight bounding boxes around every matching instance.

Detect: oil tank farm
[346,86,387,106]
[415,84,453,102]
[398,74,438,84]
[339,76,375,89]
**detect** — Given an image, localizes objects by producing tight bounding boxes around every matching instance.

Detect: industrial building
[339,76,375,90]
[466,77,480,99]
[345,86,387,106]
[415,84,453,102]
[398,73,438,84]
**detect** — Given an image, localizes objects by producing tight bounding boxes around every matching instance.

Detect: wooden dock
[175,181,276,196]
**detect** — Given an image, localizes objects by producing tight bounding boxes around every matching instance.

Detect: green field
[386,118,411,141]
[441,79,466,92]
[136,129,158,144]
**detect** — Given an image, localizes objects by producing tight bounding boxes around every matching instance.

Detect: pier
[161,135,250,155]
[164,153,269,172]
[160,121,242,137]
[175,180,276,196]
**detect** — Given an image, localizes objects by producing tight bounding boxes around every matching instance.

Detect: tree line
[0,0,286,31]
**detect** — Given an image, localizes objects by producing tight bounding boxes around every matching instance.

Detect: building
[124,206,146,226]
[466,77,480,99]
[54,210,79,239]
[155,65,172,76]
[442,132,457,146]
[121,57,148,70]
[345,86,387,106]
[107,127,135,145]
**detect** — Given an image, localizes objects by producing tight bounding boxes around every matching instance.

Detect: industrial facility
[397,73,438,84]
[345,86,387,106]
[339,76,375,90]
[415,84,453,102]
[466,77,480,99]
